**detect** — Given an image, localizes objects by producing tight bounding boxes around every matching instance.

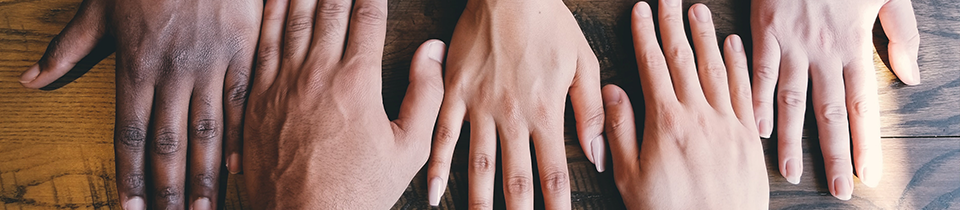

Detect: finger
[532,118,571,210]
[251,0,289,96]
[114,70,155,210]
[570,45,606,172]
[631,1,676,107]
[750,23,782,138]
[394,40,446,149]
[499,125,534,210]
[723,35,755,127]
[688,4,732,112]
[224,45,255,175]
[879,0,921,85]
[281,0,318,67]
[467,116,497,209]
[20,0,106,88]
[343,0,387,63]
[601,85,640,181]
[149,78,194,208]
[844,57,883,188]
[309,0,352,61]
[188,83,225,210]
[775,51,809,185]
[658,0,705,105]
[810,62,854,200]
[427,97,465,207]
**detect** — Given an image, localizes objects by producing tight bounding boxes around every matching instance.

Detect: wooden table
[1,0,957,209]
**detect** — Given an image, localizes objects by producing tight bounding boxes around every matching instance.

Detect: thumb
[20,2,107,89]
[878,0,921,85]
[393,40,446,153]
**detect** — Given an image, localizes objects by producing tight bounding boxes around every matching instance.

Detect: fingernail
[730,35,743,52]
[904,67,921,85]
[832,176,853,200]
[663,0,680,6]
[592,136,606,172]
[20,64,40,84]
[860,166,878,188]
[124,197,144,210]
[191,197,211,210]
[227,153,241,174]
[428,177,443,206]
[635,2,651,18]
[602,86,622,107]
[693,4,711,23]
[784,158,800,184]
[757,119,771,138]
[428,41,446,63]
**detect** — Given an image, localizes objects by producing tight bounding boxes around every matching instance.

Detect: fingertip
[428,177,444,206]
[831,176,853,200]
[757,118,772,138]
[634,1,651,18]
[591,136,606,172]
[124,196,145,210]
[191,197,211,210]
[426,40,446,63]
[727,34,744,53]
[602,84,623,107]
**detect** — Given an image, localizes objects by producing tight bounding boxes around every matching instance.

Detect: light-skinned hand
[19,0,262,208]
[751,0,920,199]
[426,0,605,208]
[241,0,445,208]
[605,2,769,209]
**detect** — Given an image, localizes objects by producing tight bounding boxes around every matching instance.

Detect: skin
[241,0,445,208]
[426,0,605,208]
[751,0,921,199]
[19,0,261,209]
[605,2,769,209]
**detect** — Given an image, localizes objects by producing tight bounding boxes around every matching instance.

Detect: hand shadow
[39,38,115,91]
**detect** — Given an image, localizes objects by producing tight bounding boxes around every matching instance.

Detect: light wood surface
[1,0,958,209]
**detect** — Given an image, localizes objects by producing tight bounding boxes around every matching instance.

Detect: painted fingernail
[20,64,40,84]
[227,153,241,174]
[191,197,211,210]
[784,158,800,184]
[757,119,771,138]
[693,4,711,23]
[730,35,743,52]
[592,136,606,172]
[428,41,446,63]
[428,177,443,206]
[832,176,853,200]
[860,166,878,188]
[635,2,651,18]
[124,197,144,210]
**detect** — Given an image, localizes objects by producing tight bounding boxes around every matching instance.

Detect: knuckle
[469,200,492,209]
[193,173,217,193]
[665,46,693,64]
[193,118,220,142]
[777,90,806,108]
[753,64,779,81]
[434,125,459,146]
[122,173,144,191]
[157,186,183,206]
[581,109,605,129]
[638,50,666,68]
[258,45,280,65]
[540,170,570,194]
[696,30,716,40]
[318,2,350,19]
[286,14,313,33]
[817,103,848,125]
[470,153,494,173]
[118,125,146,149]
[428,158,450,171]
[505,175,533,195]
[702,62,727,80]
[227,76,251,107]
[353,3,386,25]
[154,130,183,156]
[851,99,871,116]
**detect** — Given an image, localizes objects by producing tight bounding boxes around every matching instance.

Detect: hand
[425,0,604,208]
[604,2,768,209]
[751,0,920,199]
[241,0,445,208]
[19,0,262,208]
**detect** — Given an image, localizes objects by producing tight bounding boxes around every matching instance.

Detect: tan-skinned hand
[425,0,605,209]
[242,0,445,208]
[751,0,920,200]
[19,0,262,208]
[606,1,768,209]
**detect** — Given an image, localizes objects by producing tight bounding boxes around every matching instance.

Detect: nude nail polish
[592,137,606,172]
[428,177,443,206]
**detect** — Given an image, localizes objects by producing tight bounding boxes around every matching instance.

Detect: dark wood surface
[1,0,957,209]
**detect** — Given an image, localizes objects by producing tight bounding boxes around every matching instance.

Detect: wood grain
[0,0,957,209]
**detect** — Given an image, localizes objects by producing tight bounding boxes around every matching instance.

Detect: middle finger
[499,123,533,209]
[659,0,705,105]
[149,78,193,209]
